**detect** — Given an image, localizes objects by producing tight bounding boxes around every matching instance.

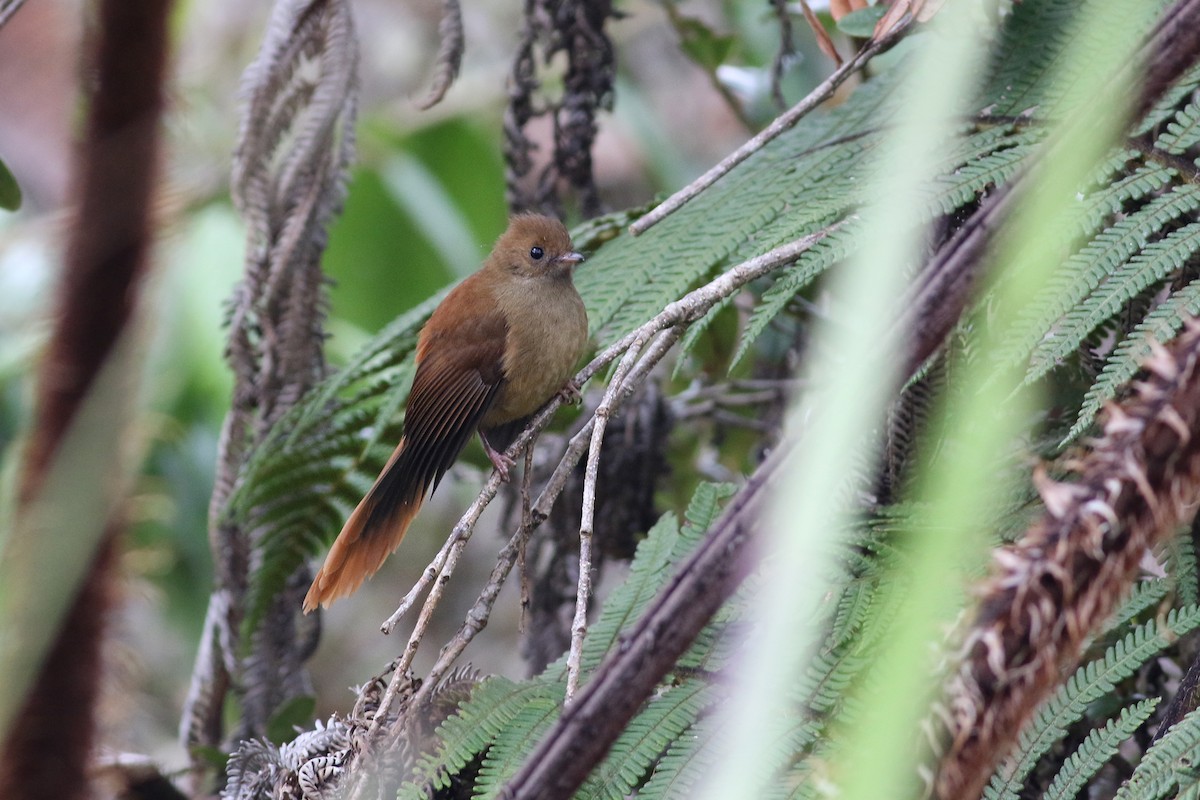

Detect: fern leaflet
[982,604,1200,800]
[1041,698,1159,800]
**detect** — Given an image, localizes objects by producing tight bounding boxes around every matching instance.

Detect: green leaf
[1116,706,1200,800]
[676,16,735,72]
[188,744,230,771]
[836,6,887,38]
[0,158,21,211]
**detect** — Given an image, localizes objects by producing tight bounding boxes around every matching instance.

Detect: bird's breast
[485,277,588,426]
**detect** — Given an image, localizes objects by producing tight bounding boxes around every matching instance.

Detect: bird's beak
[559,251,585,266]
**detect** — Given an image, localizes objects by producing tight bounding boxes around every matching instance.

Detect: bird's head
[490,213,585,281]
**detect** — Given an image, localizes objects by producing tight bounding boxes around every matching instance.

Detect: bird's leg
[557,379,582,405]
[479,430,515,481]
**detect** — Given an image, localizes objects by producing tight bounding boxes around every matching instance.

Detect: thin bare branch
[0,0,27,29]
[629,24,909,236]
[567,327,685,701]
[519,446,536,632]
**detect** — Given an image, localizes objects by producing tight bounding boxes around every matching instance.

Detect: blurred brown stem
[0,0,169,797]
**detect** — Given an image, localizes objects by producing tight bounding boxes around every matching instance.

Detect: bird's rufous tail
[303,439,424,612]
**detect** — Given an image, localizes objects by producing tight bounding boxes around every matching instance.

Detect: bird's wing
[302,306,508,612]
[361,306,509,529]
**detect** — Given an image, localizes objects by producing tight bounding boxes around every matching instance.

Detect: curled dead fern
[935,321,1200,800]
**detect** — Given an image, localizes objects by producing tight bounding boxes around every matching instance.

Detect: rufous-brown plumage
[303,214,588,612]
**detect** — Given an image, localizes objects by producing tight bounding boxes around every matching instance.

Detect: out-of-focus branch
[0,0,170,797]
[0,0,28,29]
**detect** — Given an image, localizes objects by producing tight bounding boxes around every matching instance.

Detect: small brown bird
[303,214,588,612]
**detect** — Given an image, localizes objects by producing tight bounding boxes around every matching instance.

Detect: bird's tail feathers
[302,440,425,613]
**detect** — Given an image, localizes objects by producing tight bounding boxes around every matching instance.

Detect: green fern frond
[471,684,566,798]
[401,481,736,797]
[679,481,737,548]
[827,576,879,653]
[1027,218,1200,387]
[400,677,562,797]
[1100,578,1170,637]
[580,511,682,675]
[1133,62,1200,136]
[734,121,1048,371]
[733,224,856,369]
[576,75,899,351]
[1041,698,1159,800]
[580,482,733,674]
[920,126,1041,215]
[982,604,1200,800]
[1078,158,1177,231]
[1068,275,1200,441]
[1168,523,1200,608]
[1155,100,1200,154]
[978,0,1081,116]
[637,717,716,800]
[1008,185,1200,377]
[1116,706,1200,800]
[578,679,714,800]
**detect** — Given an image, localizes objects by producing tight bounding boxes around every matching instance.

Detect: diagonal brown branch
[499,443,789,800]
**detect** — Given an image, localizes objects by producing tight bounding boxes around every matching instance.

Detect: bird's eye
[530,246,544,260]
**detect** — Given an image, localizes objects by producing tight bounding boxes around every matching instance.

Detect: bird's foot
[557,380,583,405]
[480,434,515,481]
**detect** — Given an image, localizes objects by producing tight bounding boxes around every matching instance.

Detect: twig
[566,334,648,700]
[0,0,27,29]
[567,327,685,701]
[628,24,910,236]
[411,520,532,712]
[519,446,535,633]
[371,470,509,729]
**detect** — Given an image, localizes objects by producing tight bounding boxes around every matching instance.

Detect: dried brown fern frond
[933,320,1200,799]
[182,0,360,774]
[503,0,618,218]
[413,0,464,110]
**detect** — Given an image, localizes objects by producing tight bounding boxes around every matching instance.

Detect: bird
[302,213,588,612]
